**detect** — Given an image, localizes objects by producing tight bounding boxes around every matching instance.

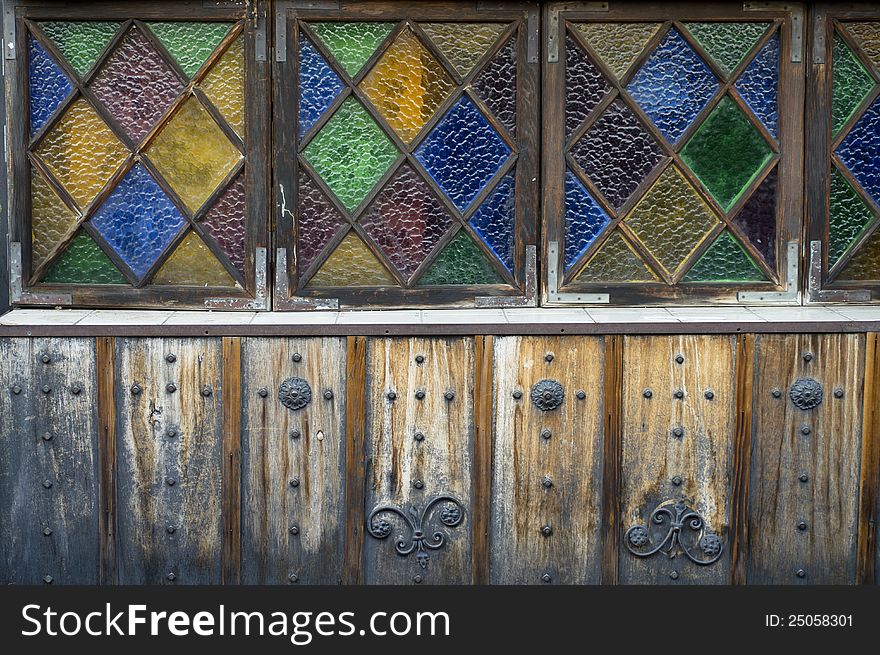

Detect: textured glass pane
[472,37,517,137]
[570,99,665,211]
[146,96,242,214]
[731,166,777,271]
[201,173,245,274]
[836,97,880,207]
[303,97,398,212]
[415,96,511,212]
[419,23,506,78]
[147,22,232,79]
[625,165,720,276]
[297,169,347,272]
[90,163,186,281]
[200,35,245,138]
[683,230,766,282]
[735,31,779,138]
[681,96,772,211]
[29,35,73,136]
[627,28,719,144]
[829,169,874,269]
[564,170,611,270]
[38,21,121,77]
[838,230,880,281]
[359,28,455,143]
[34,98,129,209]
[843,22,880,71]
[360,163,454,282]
[153,230,236,286]
[298,33,344,138]
[470,170,516,273]
[684,22,768,78]
[310,22,394,78]
[573,231,658,283]
[574,23,661,81]
[565,33,612,137]
[308,231,395,287]
[42,231,127,285]
[31,170,79,270]
[832,33,874,136]
[417,230,504,285]
[89,26,184,143]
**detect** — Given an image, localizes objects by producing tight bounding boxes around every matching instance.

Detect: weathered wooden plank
[749,334,865,584]
[473,335,494,585]
[241,337,347,584]
[343,336,367,585]
[0,338,99,584]
[221,337,242,585]
[860,333,880,585]
[730,334,755,585]
[601,335,623,585]
[491,336,604,585]
[619,336,736,585]
[96,336,117,584]
[364,338,474,585]
[116,338,224,585]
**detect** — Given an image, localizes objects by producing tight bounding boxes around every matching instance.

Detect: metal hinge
[812,11,827,64]
[547,2,608,63]
[807,240,871,303]
[3,2,15,60]
[743,2,803,63]
[475,244,537,307]
[275,0,340,62]
[273,247,339,310]
[252,0,267,62]
[736,240,800,303]
[9,242,72,306]
[205,247,269,310]
[545,240,609,304]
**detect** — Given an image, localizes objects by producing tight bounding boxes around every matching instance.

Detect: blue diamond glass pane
[836,97,880,207]
[469,170,516,272]
[90,163,186,280]
[626,28,718,144]
[565,170,611,270]
[415,96,511,212]
[299,33,344,139]
[734,31,778,138]
[29,35,73,136]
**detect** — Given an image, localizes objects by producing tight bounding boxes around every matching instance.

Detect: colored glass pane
[731,167,778,271]
[310,22,394,78]
[684,22,768,78]
[836,97,880,207]
[734,31,779,138]
[564,170,610,270]
[200,35,245,138]
[470,170,516,273]
[682,230,766,282]
[417,230,504,285]
[31,170,79,270]
[419,22,506,78]
[832,33,874,136]
[296,169,347,272]
[153,230,236,286]
[573,231,658,283]
[147,22,232,79]
[298,33,344,138]
[843,22,880,71]
[472,37,517,137]
[201,174,246,274]
[29,35,73,136]
[307,231,395,287]
[838,230,880,281]
[829,169,874,270]
[573,22,662,81]
[42,231,126,285]
[565,33,612,137]
[38,21,121,77]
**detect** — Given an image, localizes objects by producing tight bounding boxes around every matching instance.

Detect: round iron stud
[540,525,553,537]
[576,390,586,400]
[41,385,51,394]
[834,387,844,399]
[797,521,807,531]
[673,389,684,399]
[512,390,523,400]
[167,526,176,534]
[166,383,177,394]
[130,384,141,396]
[290,429,301,439]
[545,353,554,363]
[542,476,553,489]
[541,429,552,440]
[672,427,684,439]
[799,472,809,483]
[672,475,683,486]
[670,570,679,580]
[704,390,715,400]
[289,525,300,535]
[675,354,684,364]
[165,477,176,486]
[166,354,177,363]
[414,432,425,442]
[541,573,552,583]
[42,480,53,489]
[292,353,302,363]
[41,354,51,364]
[444,391,455,401]
[416,390,426,400]
[323,390,334,400]
[290,478,300,488]
[11,385,22,395]
[796,569,806,578]
[643,389,653,399]
[771,388,782,398]
[258,388,269,398]
[803,352,813,362]
[413,480,425,490]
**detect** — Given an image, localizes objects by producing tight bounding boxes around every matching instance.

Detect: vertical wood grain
[96,336,118,585]
[343,335,367,585]
[857,333,879,585]
[472,335,494,585]
[730,333,755,585]
[221,337,242,585]
[601,335,623,585]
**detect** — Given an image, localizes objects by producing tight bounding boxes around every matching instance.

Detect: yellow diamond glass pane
[844,22,880,71]
[31,170,79,269]
[359,28,455,143]
[419,23,507,78]
[574,231,659,283]
[153,230,236,286]
[574,22,662,81]
[199,34,244,138]
[145,96,242,214]
[307,231,395,287]
[838,230,880,281]
[34,98,128,209]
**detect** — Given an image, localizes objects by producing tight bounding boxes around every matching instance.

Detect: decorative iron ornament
[279,377,312,411]
[789,378,823,410]
[625,500,723,566]
[367,494,464,569]
[530,379,565,411]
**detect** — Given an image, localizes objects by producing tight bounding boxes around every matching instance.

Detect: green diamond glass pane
[303,97,398,212]
[684,22,769,78]
[417,230,503,285]
[680,96,772,211]
[683,230,766,282]
[838,230,880,281]
[832,33,875,136]
[38,21,121,77]
[42,232,127,284]
[148,22,232,78]
[573,231,659,283]
[310,22,395,77]
[829,169,875,269]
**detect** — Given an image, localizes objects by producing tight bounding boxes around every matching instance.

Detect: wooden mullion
[729,333,755,585]
[96,336,118,585]
[221,337,242,585]
[342,336,367,585]
[193,86,245,154]
[857,333,880,585]
[600,335,623,586]
[472,335,494,585]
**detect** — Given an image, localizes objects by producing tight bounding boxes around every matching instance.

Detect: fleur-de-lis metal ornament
[624,500,723,565]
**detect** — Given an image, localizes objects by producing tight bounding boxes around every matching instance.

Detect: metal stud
[801,425,811,436]
[771,388,782,398]
[414,432,425,442]
[41,385,51,394]
[803,352,813,362]
[201,386,213,397]
[42,432,52,442]
[672,475,683,486]
[42,480,53,489]
[167,526,176,534]
[796,569,806,578]
[289,525,299,535]
[541,429,552,440]
[290,429,301,439]
[258,388,268,398]
[797,521,807,531]
[444,391,455,401]
[71,383,83,395]
[43,575,53,584]
[415,355,426,365]
[289,573,299,583]
[415,390,426,400]
[166,573,176,582]
[704,390,714,400]
[643,389,653,399]
[673,389,684,399]
[165,477,176,486]
[541,573,552,583]
[290,478,300,488]
[323,390,334,400]
[540,525,553,537]
[413,480,425,490]
[799,472,809,483]
[166,428,177,438]
[166,382,177,393]
[166,354,177,363]
[512,390,523,400]
[669,570,679,580]
[11,385,22,395]
[576,390,586,400]
[130,383,141,395]
[43,527,52,536]
[41,354,51,364]
[834,387,844,399]
[292,353,302,363]
[672,427,684,439]
[542,476,553,489]
[675,354,684,364]
[386,391,397,401]
[413,575,423,584]
[545,353,554,363]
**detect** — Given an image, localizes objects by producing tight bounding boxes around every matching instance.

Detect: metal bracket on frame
[812,10,826,64]
[736,240,800,303]
[205,246,269,310]
[9,242,72,306]
[275,0,339,62]
[273,247,340,310]
[3,1,15,60]
[807,240,871,303]
[547,2,608,63]
[475,244,537,307]
[546,240,609,304]
[743,2,803,63]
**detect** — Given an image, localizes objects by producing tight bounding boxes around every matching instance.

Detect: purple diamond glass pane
[734,31,779,138]
[731,166,777,270]
[565,170,611,270]
[470,170,516,272]
[298,33,344,139]
[472,37,517,138]
[565,33,611,137]
[29,35,73,136]
[836,97,880,207]
[297,169,346,272]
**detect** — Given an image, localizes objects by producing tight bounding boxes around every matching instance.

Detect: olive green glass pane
[31,170,79,270]
[147,22,232,79]
[573,22,662,81]
[199,35,244,138]
[829,169,875,269]
[310,22,395,77]
[419,22,507,78]
[573,231,659,283]
[838,229,880,281]
[682,230,766,282]
[625,165,720,276]
[145,96,242,214]
[832,33,875,136]
[418,230,504,285]
[38,21,121,77]
[680,96,772,211]
[42,231,127,284]
[153,230,236,286]
[843,22,880,71]
[684,22,769,78]
[303,97,398,212]
[308,231,395,287]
